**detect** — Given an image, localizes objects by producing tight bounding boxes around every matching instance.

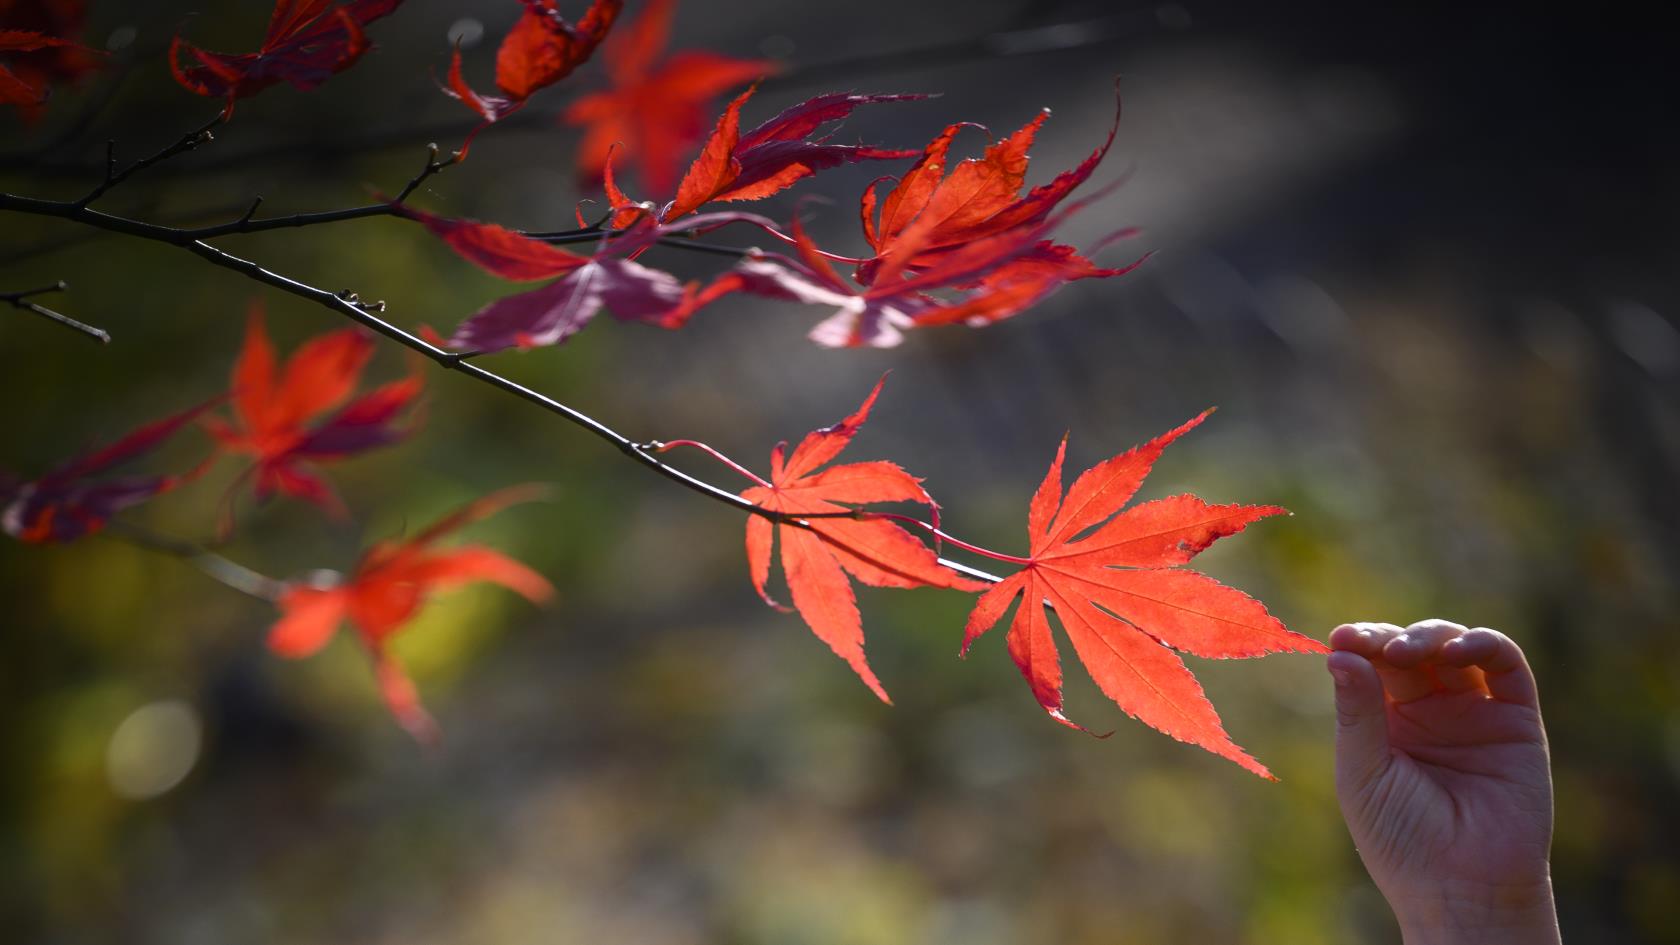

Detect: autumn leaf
[267,484,553,742]
[667,203,1139,347]
[605,86,925,225]
[0,30,71,109]
[562,0,775,195]
[444,0,622,135]
[398,204,590,281]
[959,412,1328,778]
[170,0,405,114]
[404,204,783,351]
[206,303,422,521]
[1,5,102,120]
[857,84,1122,283]
[736,377,986,702]
[2,398,218,542]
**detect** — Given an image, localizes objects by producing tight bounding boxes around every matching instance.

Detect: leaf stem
[647,439,773,488]
[852,510,1033,566]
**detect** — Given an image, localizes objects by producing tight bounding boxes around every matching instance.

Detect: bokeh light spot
[105,700,201,801]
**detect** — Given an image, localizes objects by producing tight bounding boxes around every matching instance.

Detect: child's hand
[1329,619,1559,944]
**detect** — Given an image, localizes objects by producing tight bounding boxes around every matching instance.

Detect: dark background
[3,1,1677,942]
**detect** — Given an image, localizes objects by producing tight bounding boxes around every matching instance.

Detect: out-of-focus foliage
[2,1,1676,943]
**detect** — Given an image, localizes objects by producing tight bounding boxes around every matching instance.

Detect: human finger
[1382,618,1470,669]
[1364,620,1463,701]
[1440,626,1540,706]
[1328,649,1392,791]
[1329,622,1405,659]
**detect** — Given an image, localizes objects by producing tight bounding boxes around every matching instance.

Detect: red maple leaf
[605,87,925,226]
[960,412,1328,778]
[445,0,621,133]
[170,0,404,114]
[267,484,553,742]
[667,205,1142,347]
[857,86,1122,283]
[400,203,782,351]
[1,2,102,121]
[399,204,590,282]
[206,303,422,521]
[2,399,217,542]
[562,0,774,196]
[735,378,986,702]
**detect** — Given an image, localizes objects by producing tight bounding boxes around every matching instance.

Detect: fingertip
[1464,626,1542,705]
[1382,619,1464,668]
[1329,622,1388,657]
[1440,629,1497,666]
[1405,617,1470,637]
[1327,649,1382,698]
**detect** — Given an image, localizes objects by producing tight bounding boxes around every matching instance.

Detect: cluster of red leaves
[0,0,100,120]
[445,0,621,139]
[1,306,421,541]
[562,0,774,194]
[676,91,1143,347]
[733,383,1323,776]
[204,304,423,523]
[1,399,217,542]
[8,0,1326,769]
[404,86,932,351]
[170,0,404,115]
[267,485,553,742]
[4,304,548,740]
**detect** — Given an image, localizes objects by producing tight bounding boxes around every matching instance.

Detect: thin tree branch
[2,281,109,343]
[2,148,748,267]
[101,519,285,601]
[77,113,226,207]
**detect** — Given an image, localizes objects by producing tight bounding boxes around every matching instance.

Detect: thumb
[1329,650,1392,790]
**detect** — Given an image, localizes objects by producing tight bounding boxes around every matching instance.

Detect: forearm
[1391,877,1561,945]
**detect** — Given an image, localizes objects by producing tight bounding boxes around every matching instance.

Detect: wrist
[1392,876,1560,945]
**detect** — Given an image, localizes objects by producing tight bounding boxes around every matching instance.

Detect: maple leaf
[737,378,986,702]
[401,203,782,351]
[170,0,405,114]
[206,303,422,521]
[399,204,590,281]
[267,484,553,741]
[1,3,102,121]
[960,412,1329,778]
[562,0,775,196]
[668,204,1141,347]
[444,0,622,134]
[857,85,1122,283]
[605,86,925,226]
[2,398,218,542]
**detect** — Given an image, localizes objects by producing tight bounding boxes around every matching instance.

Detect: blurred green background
[3,1,1677,942]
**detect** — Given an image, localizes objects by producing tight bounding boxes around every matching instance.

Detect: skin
[1328,619,1560,945]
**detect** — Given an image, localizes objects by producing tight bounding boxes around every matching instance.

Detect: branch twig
[77,113,226,208]
[102,520,285,601]
[2,281,110,344]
